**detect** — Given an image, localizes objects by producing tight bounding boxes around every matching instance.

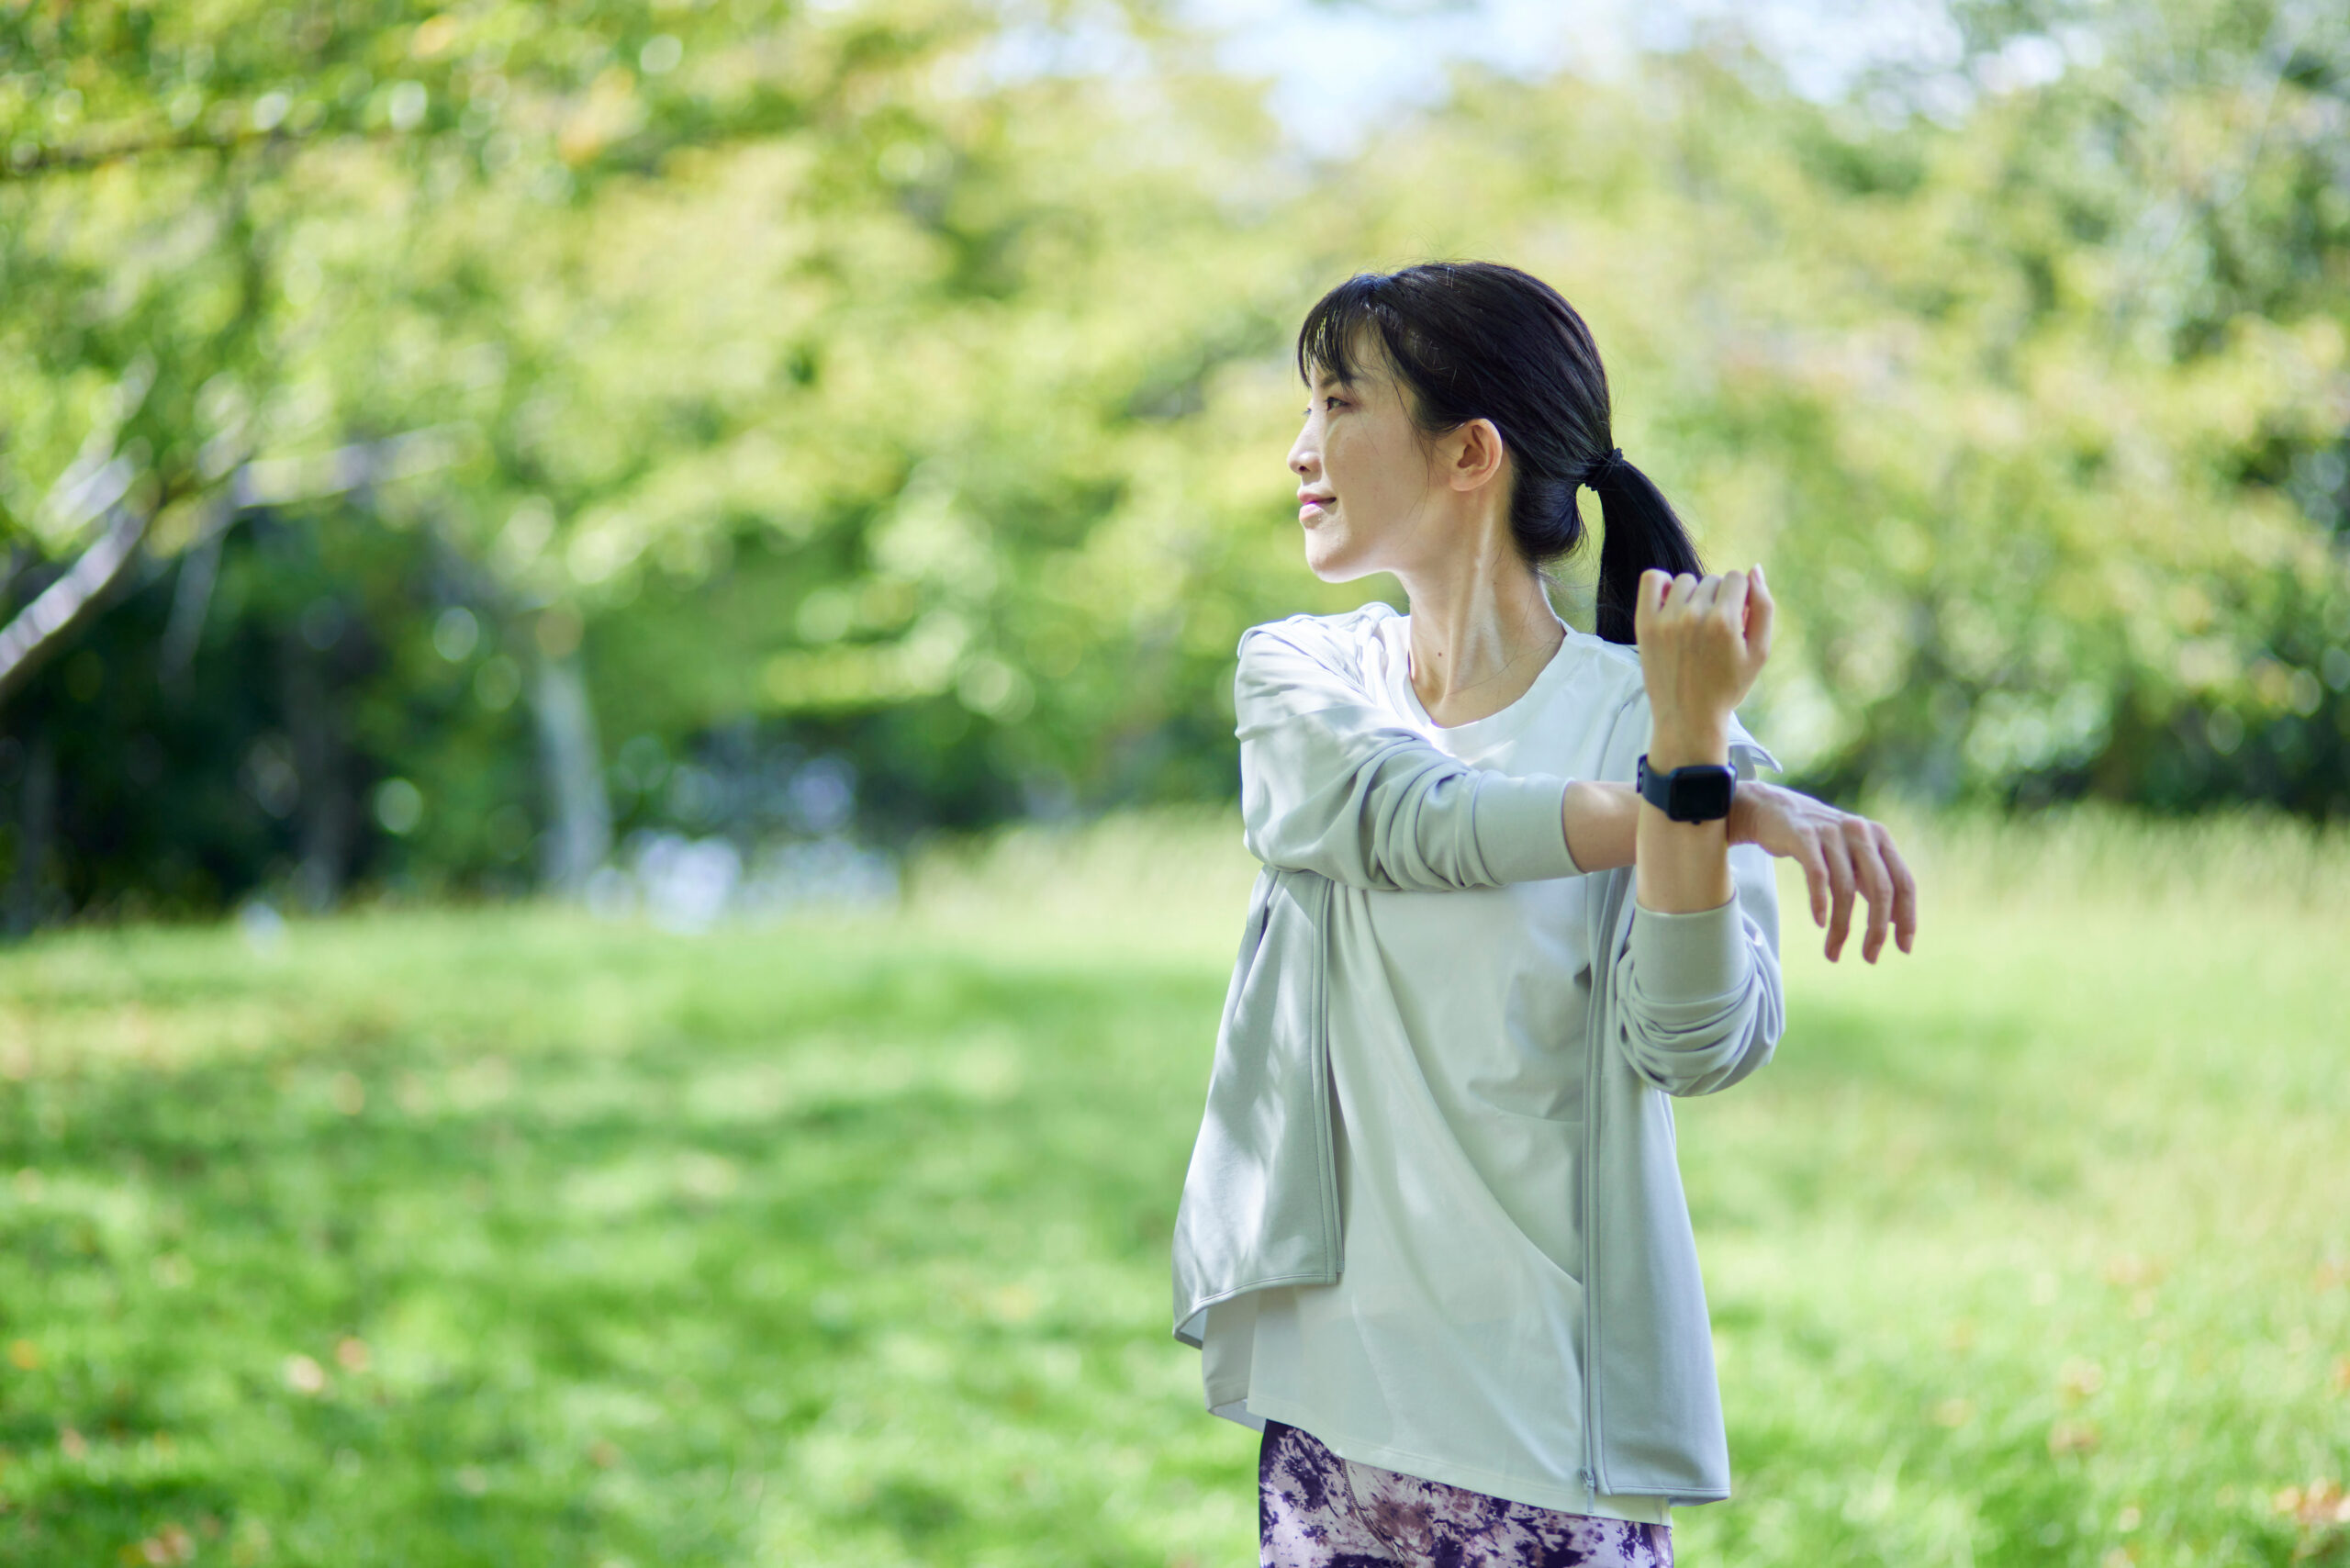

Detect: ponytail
[1296,263,1707,646]
[1582,448,1704,645]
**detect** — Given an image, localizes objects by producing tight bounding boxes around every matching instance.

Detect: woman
[1169,263,1917,1568]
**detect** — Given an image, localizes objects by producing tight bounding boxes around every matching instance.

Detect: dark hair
[1295,261,1703,644]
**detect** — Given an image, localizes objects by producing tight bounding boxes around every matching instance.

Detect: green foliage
[0,810,2344,1563]
[5,0,2350,914]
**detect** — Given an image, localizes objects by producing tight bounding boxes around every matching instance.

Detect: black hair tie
[1578,447,1628,490]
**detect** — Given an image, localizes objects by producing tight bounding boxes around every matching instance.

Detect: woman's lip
[1298,498,1331,521]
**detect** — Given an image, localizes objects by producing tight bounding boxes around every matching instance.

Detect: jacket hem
[1172,1268,1340,1348]
[1235,1390,1680,1524]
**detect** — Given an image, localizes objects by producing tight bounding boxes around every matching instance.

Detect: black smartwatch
[1636,754,1736,824]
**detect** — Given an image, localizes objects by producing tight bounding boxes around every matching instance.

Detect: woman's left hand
[1728,780,1918,963]
[1634,566,1774,762]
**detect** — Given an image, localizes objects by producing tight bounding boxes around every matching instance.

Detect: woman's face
[1286,342,1448,584]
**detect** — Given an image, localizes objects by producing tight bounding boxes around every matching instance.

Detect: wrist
[1721,778,1782,845]
[1647,716,1730,770]
[1724,783,1757,844]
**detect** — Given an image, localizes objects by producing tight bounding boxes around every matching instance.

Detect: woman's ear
[1445,417,1508,493]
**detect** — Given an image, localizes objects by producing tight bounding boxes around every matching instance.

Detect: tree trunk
[281,633,351,913]
[159,520,228,693]
[6,733,59,938]
[532,653,610,897]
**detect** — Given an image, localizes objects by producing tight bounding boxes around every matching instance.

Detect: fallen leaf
[283,1354,328,1396]
[2279,1480,2350,1528]
[2049,1418,2099,1456]
[2058,1357,2106,1401]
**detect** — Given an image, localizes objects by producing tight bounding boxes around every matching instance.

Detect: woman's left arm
[1611,838,1785,1097]
[1605,562,1915,1097]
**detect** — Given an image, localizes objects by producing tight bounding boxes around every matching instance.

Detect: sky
[1181,0,1989,155]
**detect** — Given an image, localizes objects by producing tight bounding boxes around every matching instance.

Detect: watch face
[1673,768,1734,823]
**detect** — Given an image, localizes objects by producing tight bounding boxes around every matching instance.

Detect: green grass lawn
[0,811,2345,1566]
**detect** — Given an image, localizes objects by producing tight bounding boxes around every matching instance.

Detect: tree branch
[0,501,155,707]
[2,119,370,181]
[0,423,474,709]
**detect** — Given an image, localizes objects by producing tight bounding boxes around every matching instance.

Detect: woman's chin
[1303,533,1363,584]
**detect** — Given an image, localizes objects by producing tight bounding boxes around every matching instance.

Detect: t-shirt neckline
[1386,613,1582,751]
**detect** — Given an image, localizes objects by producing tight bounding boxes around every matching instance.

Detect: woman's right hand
[1634,566,1774,766]
[1728,780,1919,963]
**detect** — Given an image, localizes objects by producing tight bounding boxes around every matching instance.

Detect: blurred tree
[1324,3,2349,813]
[3,0,2347,924]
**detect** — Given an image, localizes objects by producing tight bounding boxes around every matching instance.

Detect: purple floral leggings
[1259,1420,1674,1568]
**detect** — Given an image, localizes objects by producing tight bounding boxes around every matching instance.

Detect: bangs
[1295,274,1396,388]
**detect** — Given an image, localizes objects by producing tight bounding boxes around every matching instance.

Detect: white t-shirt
[1201,607,1725,1526]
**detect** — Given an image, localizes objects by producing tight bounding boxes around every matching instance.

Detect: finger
[1715,569,1749,622]
[1878,829,1919,954]
[1746,563,1775,660]
[1848,822,1895,964]
[1663,571,1700,611]
[1683,573,1718,612]
[1822,832,1857,962]
[1636,568,1672,635]
[1796,832,1830,930]
[1634,569,1670,643]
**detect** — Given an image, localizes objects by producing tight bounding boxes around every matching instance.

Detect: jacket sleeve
[1235,621,1583,893]
[1606,694,1786,1097]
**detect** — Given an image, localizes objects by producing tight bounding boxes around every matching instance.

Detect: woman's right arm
[1236,621,1594,892]
[1237,610,1919,946]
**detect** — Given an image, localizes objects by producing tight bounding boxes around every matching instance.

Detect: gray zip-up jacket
[1170,608,1785,1506]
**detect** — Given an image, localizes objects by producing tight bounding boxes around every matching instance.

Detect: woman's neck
[1398,537,1564,729]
